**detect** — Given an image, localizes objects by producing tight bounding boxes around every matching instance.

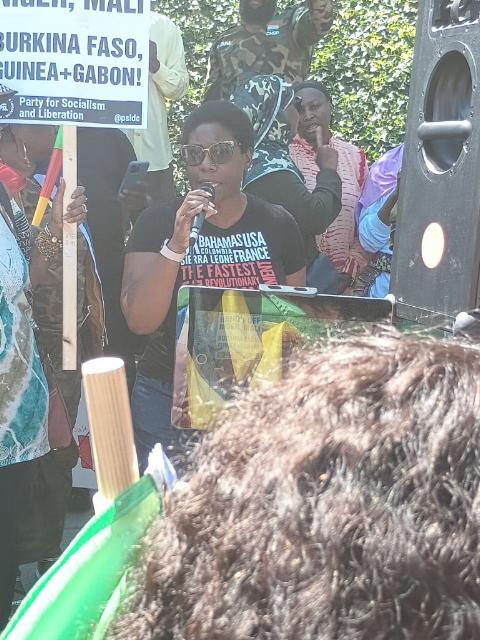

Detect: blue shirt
[358,191,393,299]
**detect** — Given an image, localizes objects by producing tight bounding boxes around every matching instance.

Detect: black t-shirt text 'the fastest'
[126,194,305,381]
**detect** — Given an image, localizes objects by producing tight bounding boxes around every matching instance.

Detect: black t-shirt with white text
[126,194,305,381]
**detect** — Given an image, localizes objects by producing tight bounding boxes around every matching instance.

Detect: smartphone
[118,161,149,196]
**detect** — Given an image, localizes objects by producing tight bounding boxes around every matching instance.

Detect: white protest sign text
[1,0,150,127]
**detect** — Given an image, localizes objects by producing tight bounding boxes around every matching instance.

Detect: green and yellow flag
[2,474,162,640]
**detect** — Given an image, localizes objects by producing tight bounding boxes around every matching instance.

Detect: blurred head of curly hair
[108,329,480,640]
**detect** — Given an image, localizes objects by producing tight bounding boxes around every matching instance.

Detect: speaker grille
[423,51,472,172]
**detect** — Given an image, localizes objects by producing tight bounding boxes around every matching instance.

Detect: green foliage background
[154,0,417,183]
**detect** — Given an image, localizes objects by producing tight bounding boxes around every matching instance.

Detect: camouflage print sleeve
[204,44,223,101]
[291,0,334,48]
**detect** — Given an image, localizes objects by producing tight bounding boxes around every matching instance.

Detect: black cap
[294,80,332,106]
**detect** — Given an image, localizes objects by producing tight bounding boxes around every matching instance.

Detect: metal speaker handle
[417,120,472,141]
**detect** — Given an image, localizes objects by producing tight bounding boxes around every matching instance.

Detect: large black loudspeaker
[391,0,480,324]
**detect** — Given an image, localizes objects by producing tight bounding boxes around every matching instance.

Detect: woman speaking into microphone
[121,100,306,471]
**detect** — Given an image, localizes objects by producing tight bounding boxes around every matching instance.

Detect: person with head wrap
[203,0,334,101]
[290,79,372,292]
[232,74,342,289]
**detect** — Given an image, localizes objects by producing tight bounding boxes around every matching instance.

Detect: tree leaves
[154,0,417,188]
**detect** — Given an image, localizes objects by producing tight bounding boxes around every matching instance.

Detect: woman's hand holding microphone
[167,188,217,254]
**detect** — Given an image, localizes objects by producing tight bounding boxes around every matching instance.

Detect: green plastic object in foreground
[2,475,162,640]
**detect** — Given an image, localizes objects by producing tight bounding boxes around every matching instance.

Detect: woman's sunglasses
[181,140,236,167]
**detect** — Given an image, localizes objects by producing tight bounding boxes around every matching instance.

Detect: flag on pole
[2,474,162,640]
[175,289,314,429]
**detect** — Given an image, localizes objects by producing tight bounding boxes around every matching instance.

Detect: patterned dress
[289,134,372,281]
[0,208,49,467]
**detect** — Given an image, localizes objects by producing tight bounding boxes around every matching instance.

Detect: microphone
[189,182,215,247]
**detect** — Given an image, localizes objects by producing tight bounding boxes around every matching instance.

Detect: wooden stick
[62,125,77,370]
[81,357,140,502]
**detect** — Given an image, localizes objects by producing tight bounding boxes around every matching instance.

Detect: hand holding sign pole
[3,0,150,370]
[62,125,77,370]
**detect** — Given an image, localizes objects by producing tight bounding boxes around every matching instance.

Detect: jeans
[306,253,343,293]
[131,373,201,475]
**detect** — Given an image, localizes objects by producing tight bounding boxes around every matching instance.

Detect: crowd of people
[0,0,465,634]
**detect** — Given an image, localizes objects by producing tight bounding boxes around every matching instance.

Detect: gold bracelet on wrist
[35,224,62,262]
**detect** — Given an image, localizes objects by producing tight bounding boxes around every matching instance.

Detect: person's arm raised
[292,0,334,46]
[378,178,399,225]
[314,125,338,171]
[358,193,393,254]
[149,18,188,101]
[247,126,341,236]
[309,0,335,37]
[121,190,216,335]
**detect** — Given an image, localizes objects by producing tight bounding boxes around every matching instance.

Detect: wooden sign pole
[81,357,140,503]
[62,125,78,370]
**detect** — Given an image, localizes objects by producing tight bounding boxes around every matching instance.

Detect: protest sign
[1,0,150,367]
[0,0,150,127]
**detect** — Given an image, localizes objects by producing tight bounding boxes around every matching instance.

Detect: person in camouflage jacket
[204,0,334,100]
